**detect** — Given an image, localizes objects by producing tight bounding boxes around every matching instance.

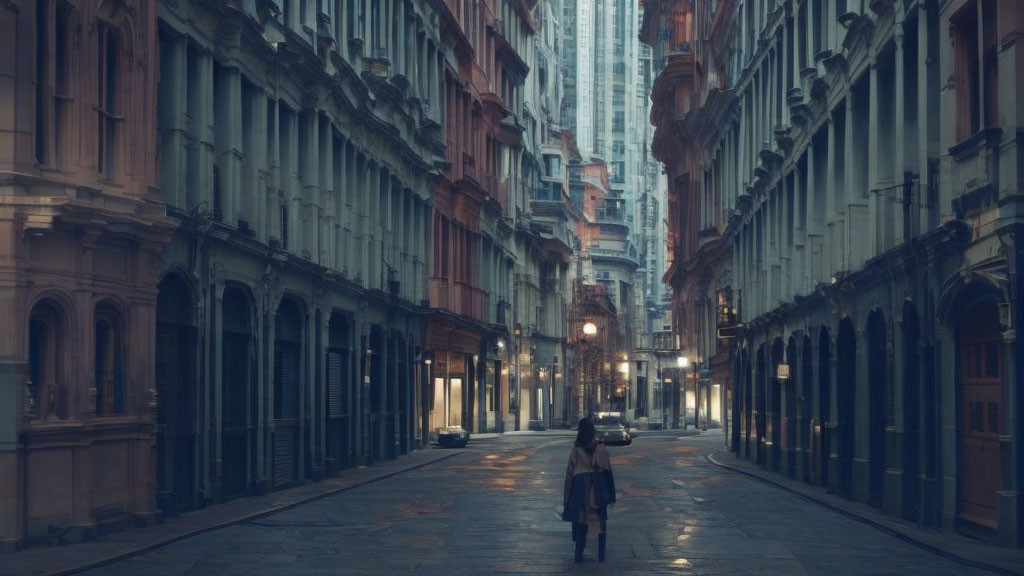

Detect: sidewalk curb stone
[707,451,1024,576]
[3,450,463,576]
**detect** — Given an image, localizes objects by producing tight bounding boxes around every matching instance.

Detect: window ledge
[949,127,1002,162]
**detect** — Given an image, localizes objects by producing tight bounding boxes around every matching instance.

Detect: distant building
[644,0,1024,547]
[562,0,659,422]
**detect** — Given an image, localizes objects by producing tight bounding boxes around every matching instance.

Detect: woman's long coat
[562,441,613,529]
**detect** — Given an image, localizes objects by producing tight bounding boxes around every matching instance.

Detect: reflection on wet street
[80,432,995,575]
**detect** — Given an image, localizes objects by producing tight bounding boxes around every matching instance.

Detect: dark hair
[575,418,596,453]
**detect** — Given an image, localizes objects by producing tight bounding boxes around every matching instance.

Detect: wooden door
[959,334,1003,528]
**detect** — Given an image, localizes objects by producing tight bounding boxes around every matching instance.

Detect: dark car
[594,416,632,446]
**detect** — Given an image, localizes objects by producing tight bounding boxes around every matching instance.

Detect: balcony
[596,207,625,223]
[480,172,509,210]
[428,277,490,323]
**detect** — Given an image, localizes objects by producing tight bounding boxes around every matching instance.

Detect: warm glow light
[582,322,597,335]
[618,362,630,375]
[677,356,688,368]
[777,363,790,381]
[424,359,432,366]
[497,339,506,349]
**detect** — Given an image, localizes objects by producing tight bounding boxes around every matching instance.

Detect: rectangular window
[952,3,980,140]
[35,0,47,165]
[97,26,121,178]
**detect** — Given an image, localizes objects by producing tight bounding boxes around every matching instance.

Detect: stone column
[264,98,278,243]
[431,45,441,120]
[161,35,187,209]
[211,277,225,501]
[253,287,267,491]
[319,115,333,266]
[302,302,316,479]
[336,0,346,60]
[396,0,406,76]
[893,28,907,245]
[301,110,320,261]
[364,0,374,53]
[807,0,817,62]
[868,60,880,255]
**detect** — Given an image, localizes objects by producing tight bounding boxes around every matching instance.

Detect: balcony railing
[596,208,625,222]
[428,277,490,323]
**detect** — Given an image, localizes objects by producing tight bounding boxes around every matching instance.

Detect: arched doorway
[771,339,784,471]
[958,295,1004,529]
[801,335,813,483]
[326,312,352,472]
[786,336,798,479]
[818,328,831,486]
[273,297,304,488]
[755,346,766,466]
[922,293,939,527]
[155,274,197,515]
[867,309,887,508]
[222,286,255,501]
[366,324,385,464]
[731,349,742,454]
[396,335,410,455]
[901,300,921,522]
[837,318,856,498]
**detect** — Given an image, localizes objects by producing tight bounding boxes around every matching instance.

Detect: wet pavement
[37,431,1007,575]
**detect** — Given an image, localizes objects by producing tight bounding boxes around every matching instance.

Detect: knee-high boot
[598,533,606,562]
[574,524,588,563]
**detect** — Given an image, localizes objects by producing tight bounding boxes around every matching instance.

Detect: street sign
[717,324,743,339]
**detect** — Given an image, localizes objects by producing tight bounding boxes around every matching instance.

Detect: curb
[706,452,1020,576]
[47,451,464,576]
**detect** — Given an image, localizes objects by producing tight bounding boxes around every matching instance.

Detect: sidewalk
[708,450,1024,576]
[0,448,463,576]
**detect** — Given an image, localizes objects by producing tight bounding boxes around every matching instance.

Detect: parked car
[594,415,632,446]
[437,426,469,448]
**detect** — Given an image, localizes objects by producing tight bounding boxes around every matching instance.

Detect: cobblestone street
[55,432,1000,576]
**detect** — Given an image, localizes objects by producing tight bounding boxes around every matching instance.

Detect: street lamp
[677,356,688,430]
[513,323,522,431]
[618,360,630,415]
[583,321,597,336]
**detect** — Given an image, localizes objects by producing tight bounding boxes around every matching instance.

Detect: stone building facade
[645,0,1024,546]
[0,0,176,548]
[154,0,440,513]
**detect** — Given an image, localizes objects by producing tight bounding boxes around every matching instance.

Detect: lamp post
[618,358,630,415]
[578,321,597,420]
[424,354,433,443]
[677,356,687,429]
[513,323,522,431]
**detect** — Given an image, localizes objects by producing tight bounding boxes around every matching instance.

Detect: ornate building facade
[154,0,440,513]
[0,0,175,548]
[644,0,1024,546]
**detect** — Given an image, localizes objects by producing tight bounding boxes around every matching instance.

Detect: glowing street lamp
[582,321,597,336]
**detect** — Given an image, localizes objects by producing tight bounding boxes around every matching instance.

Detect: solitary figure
[562,417,615,563]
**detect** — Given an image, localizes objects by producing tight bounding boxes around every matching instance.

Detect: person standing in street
[562,417,615,563]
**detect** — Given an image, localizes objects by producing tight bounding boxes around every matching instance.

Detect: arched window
[94,303,125,415]
[28,300,68,420]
